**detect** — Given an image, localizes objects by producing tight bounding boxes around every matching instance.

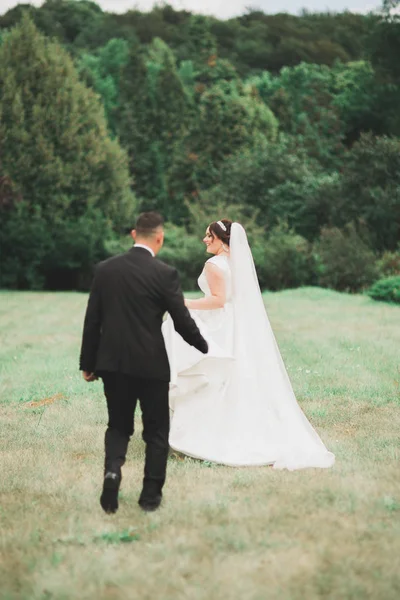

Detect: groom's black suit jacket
[79,247,208,381]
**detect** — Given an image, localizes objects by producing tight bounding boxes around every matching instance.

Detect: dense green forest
[0,1,399,292]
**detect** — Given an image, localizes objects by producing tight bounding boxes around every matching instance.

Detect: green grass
[0,288,399,600]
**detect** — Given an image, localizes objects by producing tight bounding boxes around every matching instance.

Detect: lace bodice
[197,255,232,302]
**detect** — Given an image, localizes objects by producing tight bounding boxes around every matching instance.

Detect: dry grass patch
[0,289,399,599]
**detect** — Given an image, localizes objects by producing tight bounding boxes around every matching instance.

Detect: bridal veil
[229,223,335,469]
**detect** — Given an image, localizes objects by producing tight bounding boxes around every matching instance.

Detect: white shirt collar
[134,243,155,257]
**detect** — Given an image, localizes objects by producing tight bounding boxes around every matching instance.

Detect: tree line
[0,1,399,292]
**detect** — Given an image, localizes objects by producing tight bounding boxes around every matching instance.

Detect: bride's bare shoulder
[205,255,229,271]
[206,255,223,265]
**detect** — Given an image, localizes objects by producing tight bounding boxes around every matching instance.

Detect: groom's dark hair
[135,212,164,237]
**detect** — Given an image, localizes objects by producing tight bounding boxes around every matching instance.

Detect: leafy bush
[0,203,51,289]
[367,276,400,304]
[43,211,114,290]
[257,222,315,290]
[0,204,113,290]
[376,248,400,278]
[314,224,379,292]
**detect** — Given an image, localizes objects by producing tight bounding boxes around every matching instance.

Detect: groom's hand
[82,371,98,382]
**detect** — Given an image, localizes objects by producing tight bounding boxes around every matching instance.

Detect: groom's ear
[157,229,165,246]
[131,230,137,241]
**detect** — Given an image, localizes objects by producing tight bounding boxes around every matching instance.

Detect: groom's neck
[135,237,159,256]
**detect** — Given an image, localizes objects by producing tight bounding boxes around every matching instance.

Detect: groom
[79,212,208,514]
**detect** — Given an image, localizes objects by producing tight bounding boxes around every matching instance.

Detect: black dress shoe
[100,472,121,514]
[138,491,162,513]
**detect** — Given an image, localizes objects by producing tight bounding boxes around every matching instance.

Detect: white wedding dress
[162,224,335,470]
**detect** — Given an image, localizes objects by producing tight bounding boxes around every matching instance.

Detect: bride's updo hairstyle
[209,219,233,246]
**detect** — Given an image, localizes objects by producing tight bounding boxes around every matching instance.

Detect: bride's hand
[185,299,192,309]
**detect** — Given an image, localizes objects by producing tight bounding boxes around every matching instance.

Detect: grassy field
[0,288,399,600]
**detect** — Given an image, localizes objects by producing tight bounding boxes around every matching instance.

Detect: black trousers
[101,372,170,496]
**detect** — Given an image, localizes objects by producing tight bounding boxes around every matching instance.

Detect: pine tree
[0,15,136,288]
[117,38,191,217]
[0,15,135,224]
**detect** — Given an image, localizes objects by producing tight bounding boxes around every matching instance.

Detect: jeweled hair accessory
[217,220,227,231]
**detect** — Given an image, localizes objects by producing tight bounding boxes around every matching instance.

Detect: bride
[162,220,335,470]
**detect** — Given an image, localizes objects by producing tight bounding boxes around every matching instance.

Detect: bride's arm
[185,263,226,310]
